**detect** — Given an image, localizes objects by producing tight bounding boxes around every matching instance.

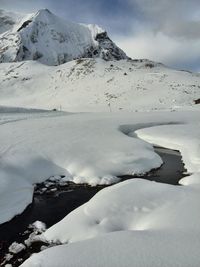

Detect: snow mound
[0,9,128,65]
[21,178,200,267]
[43,178,200,243]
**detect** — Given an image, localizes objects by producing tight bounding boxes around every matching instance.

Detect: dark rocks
[194,98,200,104]
[17,20,32,32]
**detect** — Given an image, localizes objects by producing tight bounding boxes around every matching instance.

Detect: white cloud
[116,31,200,71]
[128,0,200,39]
[114,0,200,71]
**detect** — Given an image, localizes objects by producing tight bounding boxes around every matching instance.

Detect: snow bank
[22,179,200,267]
[21,230,200,267]
[0,170,33,224]
[135,123,200,182]
[43,178,200,243]
[180,173,200,186]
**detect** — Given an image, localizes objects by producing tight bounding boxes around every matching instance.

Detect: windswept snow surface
[0,59,200,112]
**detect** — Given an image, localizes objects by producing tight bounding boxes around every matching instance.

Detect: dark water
[153,147,186,184]
[0,185,103,265]
[121,147,186,185]
[0,147,186,266]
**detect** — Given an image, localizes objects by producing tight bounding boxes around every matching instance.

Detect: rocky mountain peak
[0,9,128,65]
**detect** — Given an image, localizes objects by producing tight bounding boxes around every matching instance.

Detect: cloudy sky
[1,0,200,71]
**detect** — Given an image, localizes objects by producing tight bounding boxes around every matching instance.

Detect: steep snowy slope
[0,58,199,112]
[0,9,128,65]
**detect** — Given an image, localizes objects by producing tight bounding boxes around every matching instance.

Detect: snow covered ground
[0,67,200,265]
[0,58,200,112]
[0,111,199,220]
[14,109,200,267]
[21,230,200,267]
[43,178,200,243]
[0,108,199,267]
[1,7,200,267]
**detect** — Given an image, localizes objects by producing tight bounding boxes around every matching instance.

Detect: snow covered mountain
[0,9,199,112]
[0,9,128,65]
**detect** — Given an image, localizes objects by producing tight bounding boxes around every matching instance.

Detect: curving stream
[0,147,186,266]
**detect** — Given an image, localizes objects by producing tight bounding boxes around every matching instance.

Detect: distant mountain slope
[0,9,199,112]
[0,9,23,34]
[0,58,199,112]
[0,9,128,65]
